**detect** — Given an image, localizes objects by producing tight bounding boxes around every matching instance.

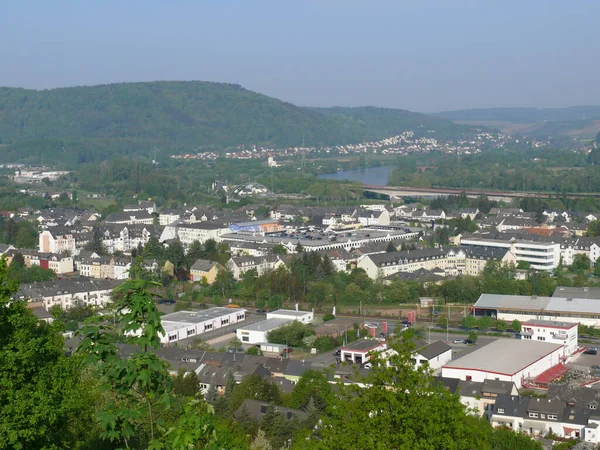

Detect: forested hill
[434,106,600,139]
[0,81,474,165]
[435,106,600,123]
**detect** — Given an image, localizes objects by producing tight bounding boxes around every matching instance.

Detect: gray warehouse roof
[161,307,245,324]
[268,309,311,317]
[239,318,291,332]
[443,339,563,376]
[474,294,600,315]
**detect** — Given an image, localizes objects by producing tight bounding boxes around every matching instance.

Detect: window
[529,413,538,418]
[242,336,249,342]
[187,329,195,337]
[537,336,545,341]
[466,376,472,381]
[548,415,557,420]
[590,404,598,410]
[498,408,504,414]
[168,334,177,342]
[540,414,545,419]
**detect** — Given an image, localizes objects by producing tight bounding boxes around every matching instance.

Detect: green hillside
[0,81,474,165]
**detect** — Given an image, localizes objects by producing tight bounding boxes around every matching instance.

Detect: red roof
[534,363,570,385]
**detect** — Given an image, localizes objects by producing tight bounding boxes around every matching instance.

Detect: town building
[266,309,313,324]
[159,308,246,344]
[39,228,77,255]
[189,259,221,284]
[473,293,600,327]
[236,318,292,345]
[414,341,453,371]
[340,339,388,364]
[459,236,561,271]
[520,319,578,356]
[441,339,567,389]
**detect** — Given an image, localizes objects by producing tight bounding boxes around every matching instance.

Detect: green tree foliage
[0,257,99,449]
[0,218,39,248]
[288,369,332,411]
[173,369,200,397]
[511,320,522,333]
[229,375,281,412]
[84,229,107,255]
[308,337,489,449]
[490,426,542,450]
[266,321,316,348]
[461,315,477,329]
[0,82,472,164]
[468,331,478,343]
[571,254,591,273]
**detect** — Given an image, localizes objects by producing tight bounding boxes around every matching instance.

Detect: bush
[322,313,335,322]
[247,346,261,355]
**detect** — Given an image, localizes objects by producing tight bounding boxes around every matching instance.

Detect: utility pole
[446,316,449,344]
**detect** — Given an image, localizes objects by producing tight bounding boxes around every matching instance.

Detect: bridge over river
[362,185,599,202]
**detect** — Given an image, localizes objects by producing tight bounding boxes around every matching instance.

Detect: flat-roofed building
[266,309,313,324]
[341,338,388,364]
[160,308,246,344]
[460,237,560,271]
[473,293,600,327]
[520,319,578,356]
[442,339,565,389]
[236,318,292,345]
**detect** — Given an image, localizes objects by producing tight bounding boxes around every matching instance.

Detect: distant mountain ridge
[0,81,474,165]
[436,106,600,123]
[434,106,600,138]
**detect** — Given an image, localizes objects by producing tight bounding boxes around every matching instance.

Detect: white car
[364,362,373,369]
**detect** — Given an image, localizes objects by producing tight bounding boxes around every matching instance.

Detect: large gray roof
[161,308,245,325]
[443,339,563,376]
[474,293,600,315]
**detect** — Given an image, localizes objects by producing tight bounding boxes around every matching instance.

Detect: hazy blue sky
[2,0,599,112]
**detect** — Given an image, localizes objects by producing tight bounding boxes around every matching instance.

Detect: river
[318,166,394,186]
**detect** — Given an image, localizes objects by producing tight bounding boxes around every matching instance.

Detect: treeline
[388,147,600,195]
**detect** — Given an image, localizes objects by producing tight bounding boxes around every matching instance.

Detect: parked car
[255,309,267,315]
[282,348,293,354]
[334,349,342,357]
[158,299,176,304]
[584,347,598,355]
[591,365,600,371]
[452,339,465,344]
[364,362,373,369]
[464,339,475,345]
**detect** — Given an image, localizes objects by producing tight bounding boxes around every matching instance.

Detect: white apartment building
[160,222,230,246]
[520,320,578,357]
[39,229,77,255]
[460,237,560,271]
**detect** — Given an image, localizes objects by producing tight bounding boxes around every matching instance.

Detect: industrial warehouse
[472,293,600,327]
[159,307,247,344]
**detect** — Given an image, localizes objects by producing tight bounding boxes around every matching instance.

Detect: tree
[77,278,230,448]
[516,261,531,270]
[173,369,200,397]
[214,269,235,299]
[267,321,315,347]
[229,336,242,350]
[9,252,25,269]
[247,346,261,355]
[204,383,219,405]
[495,320,508,332]
[229,374,280,412]
[386,241,397,252]
[468,330,478,343]
[595,257,600,276]
[84,229,106,255]
[461,315,477,330]
[490,426,542,450]
[250,428,272,450]
[477,315,493,332]
[587,220,600,237]
[308,336,490,449]
[288,369,332,411]
[571,254,590,273]
[271,244,288,255]
[0,257,100,449]
[511,320,522,334]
